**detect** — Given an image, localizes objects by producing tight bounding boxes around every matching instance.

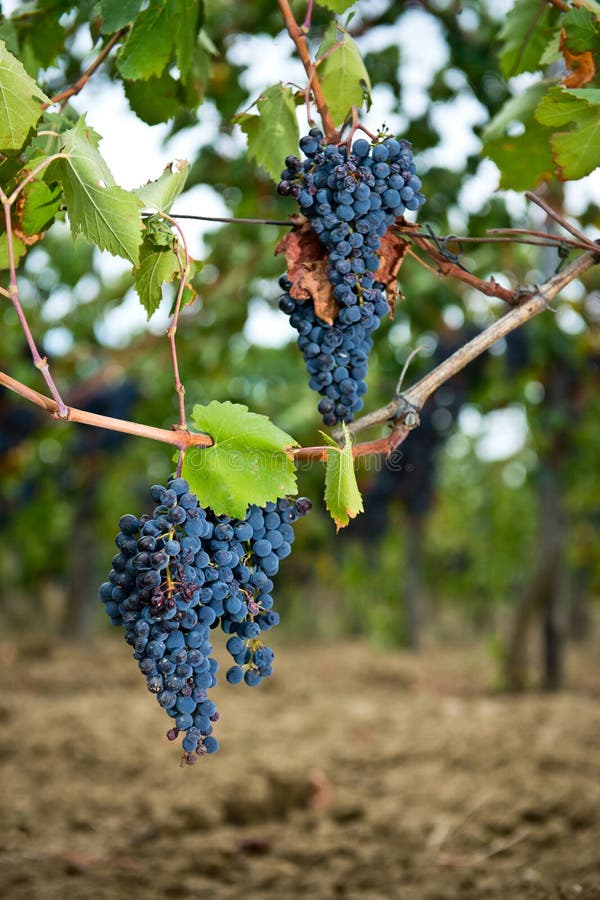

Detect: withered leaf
[275,219,338,324]
[374,228,411,316]
[560,28,596,88]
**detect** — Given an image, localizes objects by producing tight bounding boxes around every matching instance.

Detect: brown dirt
[0,635,599,900]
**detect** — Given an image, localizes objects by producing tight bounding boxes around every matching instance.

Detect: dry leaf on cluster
[275,219,338,324]
[374,228,411,315]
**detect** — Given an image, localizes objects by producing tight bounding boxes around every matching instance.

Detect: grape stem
[337,107,377,148]
[277,0,339,142]
[160,213,192,475]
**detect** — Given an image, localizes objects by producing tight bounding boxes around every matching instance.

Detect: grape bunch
[278,128,425,426]
[99,476,311,764]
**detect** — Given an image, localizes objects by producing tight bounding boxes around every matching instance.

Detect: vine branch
[1,188,68,417]
[0,370,213,450]
[277,0,339,141]
[339,248,599,442]
[43,27,129,109]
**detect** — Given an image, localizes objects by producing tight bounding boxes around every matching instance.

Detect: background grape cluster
[278,129,425,426]
[99,477,311,763]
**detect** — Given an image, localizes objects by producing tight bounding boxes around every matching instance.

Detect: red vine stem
[161,214,191,431]
[525,190,600,253]
[1,190,69,417]
[277,0,339,141]
[393,222,516,304]
[43,27,129,109]
[161,214,193,476]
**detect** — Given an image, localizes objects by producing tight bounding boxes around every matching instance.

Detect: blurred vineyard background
[1,0,599,696]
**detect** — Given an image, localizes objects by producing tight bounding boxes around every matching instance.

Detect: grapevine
[0,0,598,769]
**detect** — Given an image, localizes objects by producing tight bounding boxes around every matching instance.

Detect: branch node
[393,396,421,430]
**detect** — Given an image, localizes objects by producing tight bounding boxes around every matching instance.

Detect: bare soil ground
[0,634,599,900]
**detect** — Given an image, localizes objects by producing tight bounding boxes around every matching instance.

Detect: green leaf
[173,0,204,77]
[323,423,363,530]
[100,0,143,34]
[0,41,50,153]
[55,117,143,263]
[316,0,357,11]
[21,13,67,69]
[143,213,176,247]
[317,22,371,125]
[561,7,599,53]
[539,31,562,66]
[498,0,560,76]
[235,84,299,182]
[135,160,189,212]
[124,72,180,125]
[536,86,600,180]
[0,231,25,270]
[182,401,298,519]
[116,3,173,80]
[20,179,62,234]
[133,236,179,319]
[482,83,555,190]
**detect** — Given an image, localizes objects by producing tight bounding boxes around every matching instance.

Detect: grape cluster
[278,129,425,426]
[99,477,311,763]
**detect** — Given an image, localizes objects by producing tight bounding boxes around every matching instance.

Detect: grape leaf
[19,179,62,235]
[55,117,143,262]
[316,0,356,12]
[235,84,299,182]
[124,71,180,124]
[116,3,173,80]
[173,0,204,77]
[561,7,599,53]
[133,236,179,319]
[0,41,49,153]
[498,0,560,77]
[323,424,363,531]
[535,86,600,180]
[100,0,143,34]
[135,160,189,212]
[482,83,554,190]
[317,22,371,125]
[182,401,298,519]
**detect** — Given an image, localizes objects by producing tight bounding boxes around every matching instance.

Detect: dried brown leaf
[275,220,338,325]
[374,229,411,316]
[560,28,596,88]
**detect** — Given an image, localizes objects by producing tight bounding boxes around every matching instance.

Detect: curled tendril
[424,224,469,271]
